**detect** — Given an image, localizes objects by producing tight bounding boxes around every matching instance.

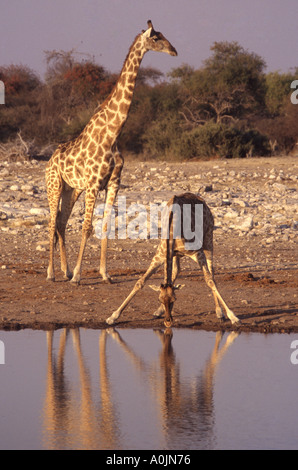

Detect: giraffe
[45,20,177,284]
[106,192,240,327]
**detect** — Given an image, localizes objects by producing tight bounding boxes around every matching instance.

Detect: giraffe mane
[97,34,142,112]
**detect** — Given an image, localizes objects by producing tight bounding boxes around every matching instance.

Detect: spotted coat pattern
[106,193,240,326]
[45,21,177,284]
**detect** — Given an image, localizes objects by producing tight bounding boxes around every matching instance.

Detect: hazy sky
[1,0,298,79]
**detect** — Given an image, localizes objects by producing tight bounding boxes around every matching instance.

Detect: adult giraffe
[45,20,177,284]
[106,193,240,327]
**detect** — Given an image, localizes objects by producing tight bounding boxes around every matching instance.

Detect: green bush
[188,123,270,158]
[143,116,184,159]
[144,120,270,160]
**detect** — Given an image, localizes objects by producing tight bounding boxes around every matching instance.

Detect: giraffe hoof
[153,310,163,318]
[106,316,115,325]
[63,271,73,280]
[46,276,55,282]
[103,277,113,284]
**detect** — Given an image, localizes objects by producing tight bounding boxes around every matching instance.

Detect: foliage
[264,71,297,116]
[255,99,298,153]
[0,64,41,98]
[0,43,297,158]
[63,62,112,100]
[144,120,269,160]
[143,115,184,159]
[0,65,41,141]
[119,80,182,153]
[171,42,267,128]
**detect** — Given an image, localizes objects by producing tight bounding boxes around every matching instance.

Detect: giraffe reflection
[43,329,121,450]
[109,328,238,448]
[43,329,238,450]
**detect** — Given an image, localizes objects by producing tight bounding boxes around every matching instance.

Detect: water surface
[0,328,297,450]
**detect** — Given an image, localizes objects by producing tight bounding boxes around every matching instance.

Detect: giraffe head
[159,283,176,326]
[142,20,177,57]
[150,283,184,327]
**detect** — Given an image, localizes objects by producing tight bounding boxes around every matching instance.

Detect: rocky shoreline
[0,156,297,242]
[0,155,297,333]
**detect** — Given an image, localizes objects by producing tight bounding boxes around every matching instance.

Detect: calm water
[0,328,298,450]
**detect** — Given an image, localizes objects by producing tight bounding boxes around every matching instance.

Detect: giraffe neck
[87,34,146,146]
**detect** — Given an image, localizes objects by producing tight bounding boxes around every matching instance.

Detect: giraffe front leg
[202,265,240,325]
[191,252,240,325]
[205,251,224,320]
[106,276,150,325]
[106,255,163,325]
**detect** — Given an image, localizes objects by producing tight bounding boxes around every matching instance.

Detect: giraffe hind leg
[57,187,82,279]
[99,151,124,283]
[46,180,62,282]
[71,187,97,284]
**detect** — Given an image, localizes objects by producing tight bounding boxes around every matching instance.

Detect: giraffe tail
[54,230,59,249]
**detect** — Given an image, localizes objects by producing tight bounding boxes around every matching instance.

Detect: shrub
[143,120,270,160]
[185,123,270,158]
[143,116,184,159]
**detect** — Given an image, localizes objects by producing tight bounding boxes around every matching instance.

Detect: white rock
[224,209,239,219]
[272,183,286,192]
[21,184,34,192]
[36,245,46,252]
[234,199,249,207]
[10,185,20,191]
[30,208,49,216]
[236,216,254,231]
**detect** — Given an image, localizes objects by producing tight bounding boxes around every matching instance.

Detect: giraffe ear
[149,285,160,292]
[173,284,185,290]
[142,20,153,38]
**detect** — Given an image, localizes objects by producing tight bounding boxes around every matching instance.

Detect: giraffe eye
[152,36,158,42]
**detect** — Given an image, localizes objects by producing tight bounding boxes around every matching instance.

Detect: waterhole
[0,328,297,450]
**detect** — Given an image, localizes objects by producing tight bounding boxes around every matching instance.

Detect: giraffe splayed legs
[106,193,240,327]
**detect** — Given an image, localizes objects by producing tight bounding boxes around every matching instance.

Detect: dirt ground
[0,156,297,334]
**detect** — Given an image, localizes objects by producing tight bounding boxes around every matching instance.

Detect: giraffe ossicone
[45,21,177,284]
